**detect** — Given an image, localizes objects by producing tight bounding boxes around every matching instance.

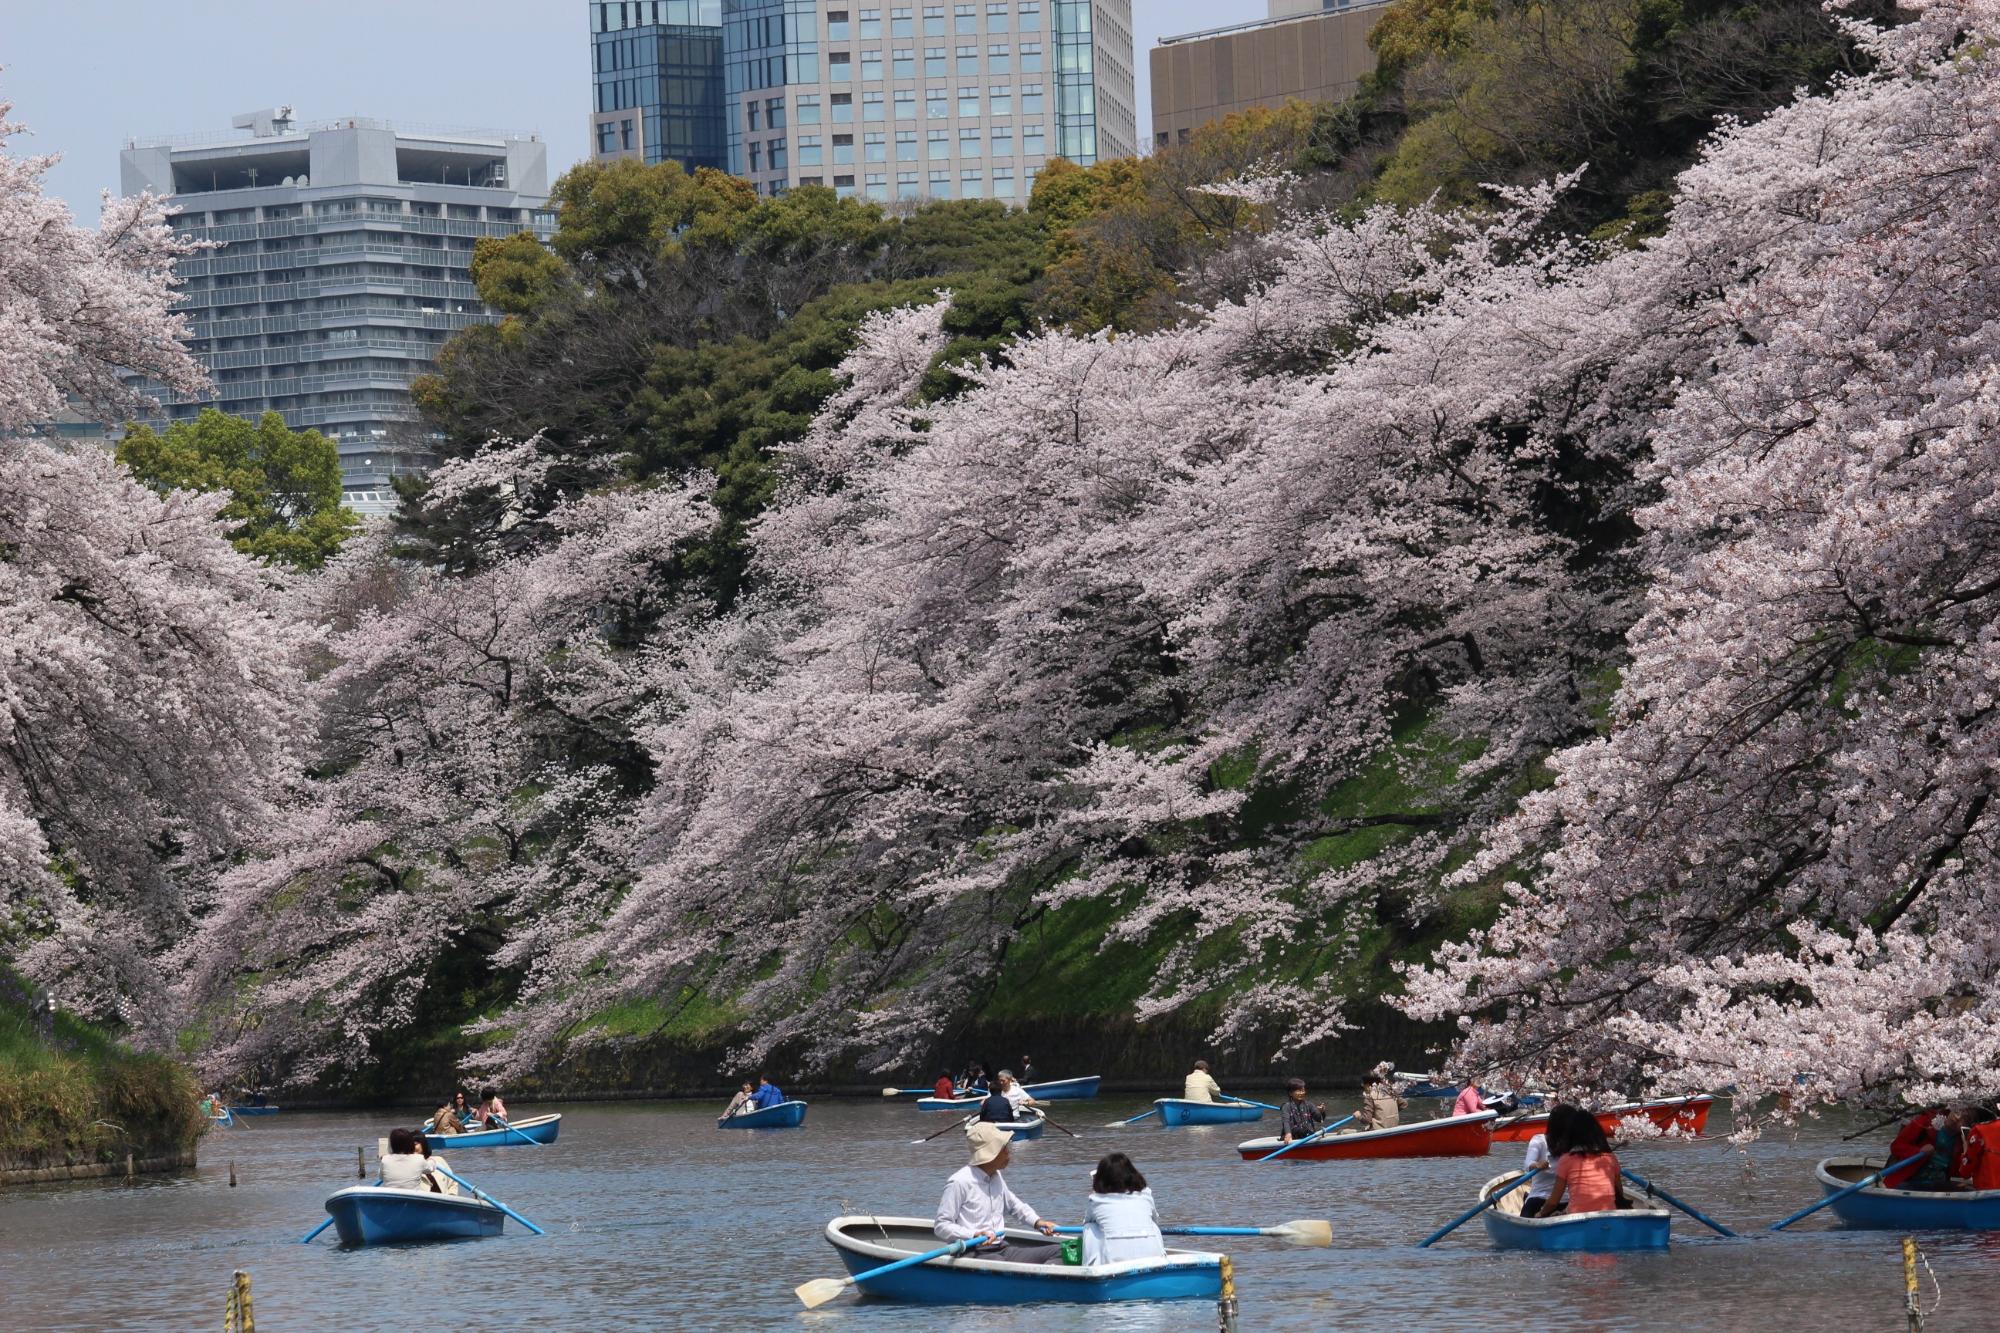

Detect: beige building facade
[1150,0,1390,149]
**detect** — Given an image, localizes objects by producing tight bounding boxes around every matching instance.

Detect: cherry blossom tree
[0,106,311,1024]
[1402,0,2000,1122]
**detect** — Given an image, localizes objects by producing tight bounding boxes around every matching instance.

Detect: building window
[987,42,1011,74]
[958,88,980,117]
[832,92,855,123]
[829,51,852,81]
[833,133,855,165]
[770,138,788,170]
[898,169,921,198]
[928,128,950,159]
[925,46,946,76]
[828,9,851,40]
[798,135,823,165]
[993,166,1015,197]
[923,4,945,36]
[749,141,762,172]
[927,88,948,118]
[866,171,888,200]
[748,101,762,132]
[597,122,618,154]
[621,118,635,150]
[1019,42,1042,73]
[797,94,822,124]
[1021,82,1043,114]
[1023,122,1044,156]
[896,129,919,160]
[892,6,914,37]
[860,7,883,38]
[989,84,1012,115]
[961,166,984,197]
[862,50,883,80]
[959,126,981,158]
[894,48,915,77]
[835,173,856,198]
[991,125,1013,157]
[767,97,787,129]
[987,2,1009,31]
[955,43,979,75]
[955,3,977,34]
[1018,1,1041,31]
[862,90,885,120]
[895,89,917,118]
[930,167,952,197]
[800,174,824,186]
[865,131,888,162]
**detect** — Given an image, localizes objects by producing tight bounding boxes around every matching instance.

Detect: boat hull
[1156,1099,1262,1127]
[824,1216,1219,1304]
[1477,1173,1670,1251]
[918,1096,987,1112]
[992,1113,1045,1140]
[324,1185,505,1246]
[1814,1157,2000,1230]
[719,1100,808,1129]
[227,1105,281,1116]
[1238,1111,1497,1160]
[1491,1096,1713,1144]
[1022,1076,1101,1101]
[422,1113,561,1148]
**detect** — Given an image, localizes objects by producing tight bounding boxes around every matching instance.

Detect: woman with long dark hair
[1082,1153,1165,1264]
[1540,1105,1626,1215]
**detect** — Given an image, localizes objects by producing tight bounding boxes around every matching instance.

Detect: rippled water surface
[3,1097,1997,1330]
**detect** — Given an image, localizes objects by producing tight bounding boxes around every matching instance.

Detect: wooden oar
[1417,1169,1538,1247]
[796,1232,995,1309]
[1768,1152,1929,1231]
[881,1086,936,1097]
[1255,1113,1355,1162]
[1054,1219,1331,1248]
[1618,1168,1737,1237]
[1034,1107,1078,1138]
[431,1166,547,1235]
[1104,1106,1161,1128]
[912,1113,976,1145]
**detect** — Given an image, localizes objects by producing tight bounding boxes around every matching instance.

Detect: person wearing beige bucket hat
[933,1122,1065,1264]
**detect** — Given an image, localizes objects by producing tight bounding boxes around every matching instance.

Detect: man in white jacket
[935,1123,1064,1263]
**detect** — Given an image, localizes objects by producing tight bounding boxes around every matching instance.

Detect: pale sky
[3,0,1262,221]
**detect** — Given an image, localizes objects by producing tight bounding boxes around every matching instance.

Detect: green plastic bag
[1059,1236,1083,1265]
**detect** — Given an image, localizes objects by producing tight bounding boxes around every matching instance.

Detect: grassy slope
[0,969,206,1164]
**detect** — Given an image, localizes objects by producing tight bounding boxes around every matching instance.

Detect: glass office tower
[590,1,730,173]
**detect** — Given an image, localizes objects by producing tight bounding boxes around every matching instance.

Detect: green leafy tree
[117,409,358,570]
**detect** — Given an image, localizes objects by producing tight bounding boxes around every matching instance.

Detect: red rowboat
[1237,1110,1497,1161]
[1489,1094,1714,1144]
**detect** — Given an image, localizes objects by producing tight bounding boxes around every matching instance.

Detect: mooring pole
[356,1145,365,1179]
[1216,1254,1240,1332]
[1904,1236,1923,1331]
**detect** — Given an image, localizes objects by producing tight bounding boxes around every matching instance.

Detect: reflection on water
[0,1098,1993,1330]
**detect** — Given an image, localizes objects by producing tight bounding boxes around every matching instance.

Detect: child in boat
[1518,1131,1557,1217]
[723,1081,756,1117]
[935,1123,1064,1263]
[1082,1153,1165,1265]
[1280,1078,1327,1141]
[1356,1073,1403,1130]
[1540,1105,1627,1215]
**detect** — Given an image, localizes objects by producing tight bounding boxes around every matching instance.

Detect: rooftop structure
[120,110,554,511]
[1152,0,1392,149]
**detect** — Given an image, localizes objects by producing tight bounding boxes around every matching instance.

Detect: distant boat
[421,1113,562,1148]
[718,1099,809,1129]
[1476,1172,1671,1251]
[323,1184,506,1246]
[1491,1095,1713,1144]
[990,1109,1046,1140]
[1022,1076,1101,1101]
[1237,1110,1498,1160]
[227,1105,282,1116]
[821,1215,1222,1304]
[918,1095,988,1112]
[1810,1156,2000,1230]
[1155,1098,1262,1127]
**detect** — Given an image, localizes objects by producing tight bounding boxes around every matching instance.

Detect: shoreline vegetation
[0,970,206,1183]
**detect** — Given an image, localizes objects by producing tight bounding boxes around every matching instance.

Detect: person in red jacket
[934,1071,957,1100]
[1885,1107,1941,1188]
[1965,1113,2000,1190]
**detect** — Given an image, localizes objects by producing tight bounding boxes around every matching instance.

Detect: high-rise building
[601,1,1134,205]
[1151,0,1391,151]
[120,110,553,511]
[590,1,731,173]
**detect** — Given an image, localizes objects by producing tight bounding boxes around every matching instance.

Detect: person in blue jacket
[752,1074,785,1110]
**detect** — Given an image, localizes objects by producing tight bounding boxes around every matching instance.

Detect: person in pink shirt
[1541,1105,1627,1215]
[1452,1081,1486,1117]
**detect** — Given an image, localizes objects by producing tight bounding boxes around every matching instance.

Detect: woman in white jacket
[1081,1153,1165,1265]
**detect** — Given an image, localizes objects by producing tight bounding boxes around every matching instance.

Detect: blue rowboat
[323,1184,506,1246]
[1477,1172,1671,1251]
[919,1096,987,1112]
[227,1105,281,1116]
[421,1113,561,1148]
[719,1099,809,1129]
[1390,1070,1544,1107]
[1812,1156,2000,1230]
[1023,1076,1101,1101]
[823,1216,1220,1304]
[993,1110,1046,1141]
[1155,1098,1262,1127]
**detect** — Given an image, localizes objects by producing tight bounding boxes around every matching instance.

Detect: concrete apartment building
[1151,0,1391,149]
[120,109,553,511]
[591,0,730,172]
[592,1,1136,205]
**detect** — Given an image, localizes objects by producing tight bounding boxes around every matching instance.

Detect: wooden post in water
[1216,1254,1239,1333]
[228,1159,237,1187]
[123,1150,133,1180]
[356,1145,366,1178]
[224,1270,254,1333]
[1904,1236,1922,1331]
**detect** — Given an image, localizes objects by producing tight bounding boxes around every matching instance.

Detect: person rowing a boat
[1356,1073,1403,1131]
[998,1071,1038,1118]
[1452,1079,1486,1118]
[934,1070,957,1101]
[1885,1106,1943,1188]
[935,1123,1064,1264]
[1539,1105,1629,1215]
[723,1081,756,1118]
[751,1075,786,1110]
[382,1128,438,1191]
[1906,1108,1970,1192]
[1183,1060,1223,1104]
[1280,1078,1327,1142]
